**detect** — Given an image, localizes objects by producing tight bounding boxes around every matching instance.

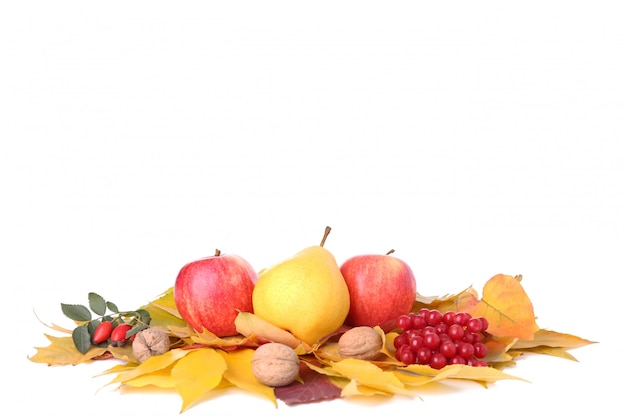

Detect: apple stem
[320,226,331,247]
[386,249,395,255]
[215,249,221,256]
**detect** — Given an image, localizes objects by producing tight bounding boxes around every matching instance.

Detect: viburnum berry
[473,342,488,358]
[448,323,465,340]
[440,340,457,358]
[92,321,113,344]
[429,352,447,370]
[411,314,427,329]
[398,347,416,365]
[423,332,441,350]
[409,335,424,351]
[393,309,490,369]
[458,342,475,359]
[442,311,456,326]
[426,310,443,326]
[393,333,409,349]
[397,315,412,332]
[450,355,466,365]
[467,317,484,333]
[415,346,432,364]
[453,312,471,326]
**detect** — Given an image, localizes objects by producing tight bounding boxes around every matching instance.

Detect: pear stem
[320,226,331,247]
[386,249,395,255]
[214,249,221,256]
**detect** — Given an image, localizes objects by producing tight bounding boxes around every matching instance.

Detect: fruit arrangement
[30,226,595,412]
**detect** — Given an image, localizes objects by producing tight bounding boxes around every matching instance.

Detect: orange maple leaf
[463,274,539,340]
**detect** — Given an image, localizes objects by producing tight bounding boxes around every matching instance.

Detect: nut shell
[251,343,300,387]
[338,326,383,360]
[132,327,171,363]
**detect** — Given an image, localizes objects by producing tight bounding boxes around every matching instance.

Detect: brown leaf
[235,312,312,354]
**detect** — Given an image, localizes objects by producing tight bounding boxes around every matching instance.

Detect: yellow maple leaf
[171,348,227,412]
[123,365,177,388]
[108,348,192,386]
[29,334,109,366]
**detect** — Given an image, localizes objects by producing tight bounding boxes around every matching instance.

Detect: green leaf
[61,303,92,322]
[135,309,152,325]
[126,323,148,338]
[87,319,100,335]
[107,301,119,314]
[72,325,92,354]
[88,292,107,316]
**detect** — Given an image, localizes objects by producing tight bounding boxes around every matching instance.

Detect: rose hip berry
[110,323,133,346]
[92,321,113,344]
[394,309,490,369]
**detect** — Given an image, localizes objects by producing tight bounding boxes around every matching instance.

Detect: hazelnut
[132,327,170,363]
[251,342,300,387]
[338,326,383,360]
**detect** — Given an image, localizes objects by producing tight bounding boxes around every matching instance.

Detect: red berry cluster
[394,309,489,369]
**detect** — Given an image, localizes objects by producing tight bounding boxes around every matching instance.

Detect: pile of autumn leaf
[30,274,595,412]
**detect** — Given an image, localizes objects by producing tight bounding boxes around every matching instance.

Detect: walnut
[251,342,300,387]
[132,327,170,363]
[338,326,383,360]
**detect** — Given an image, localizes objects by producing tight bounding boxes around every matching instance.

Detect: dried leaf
[465,274,539,340]
[108,348,192,386]
[191,329,247,348]
[394,365,459,386]
[443,364,528,383]
[29,334,109,365]
[339,378,393,397]
[400,363,527,383]
[33,310,73,335]
[511,329,596,350]
[483,336,519,364]
[171,348,227,412]
[141,288,188,328]
[330,359,414,396]
[123,365,177,388]
[414,287,480,313]
[513,346,581,361]
[235,312,311,354]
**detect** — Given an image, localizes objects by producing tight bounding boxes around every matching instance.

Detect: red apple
[340,250,416,331]
[174,249,258,337]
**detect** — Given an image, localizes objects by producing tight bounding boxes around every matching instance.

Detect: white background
[2,1,624,416]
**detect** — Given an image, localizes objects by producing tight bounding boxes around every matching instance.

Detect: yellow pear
[252,227,350,346]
